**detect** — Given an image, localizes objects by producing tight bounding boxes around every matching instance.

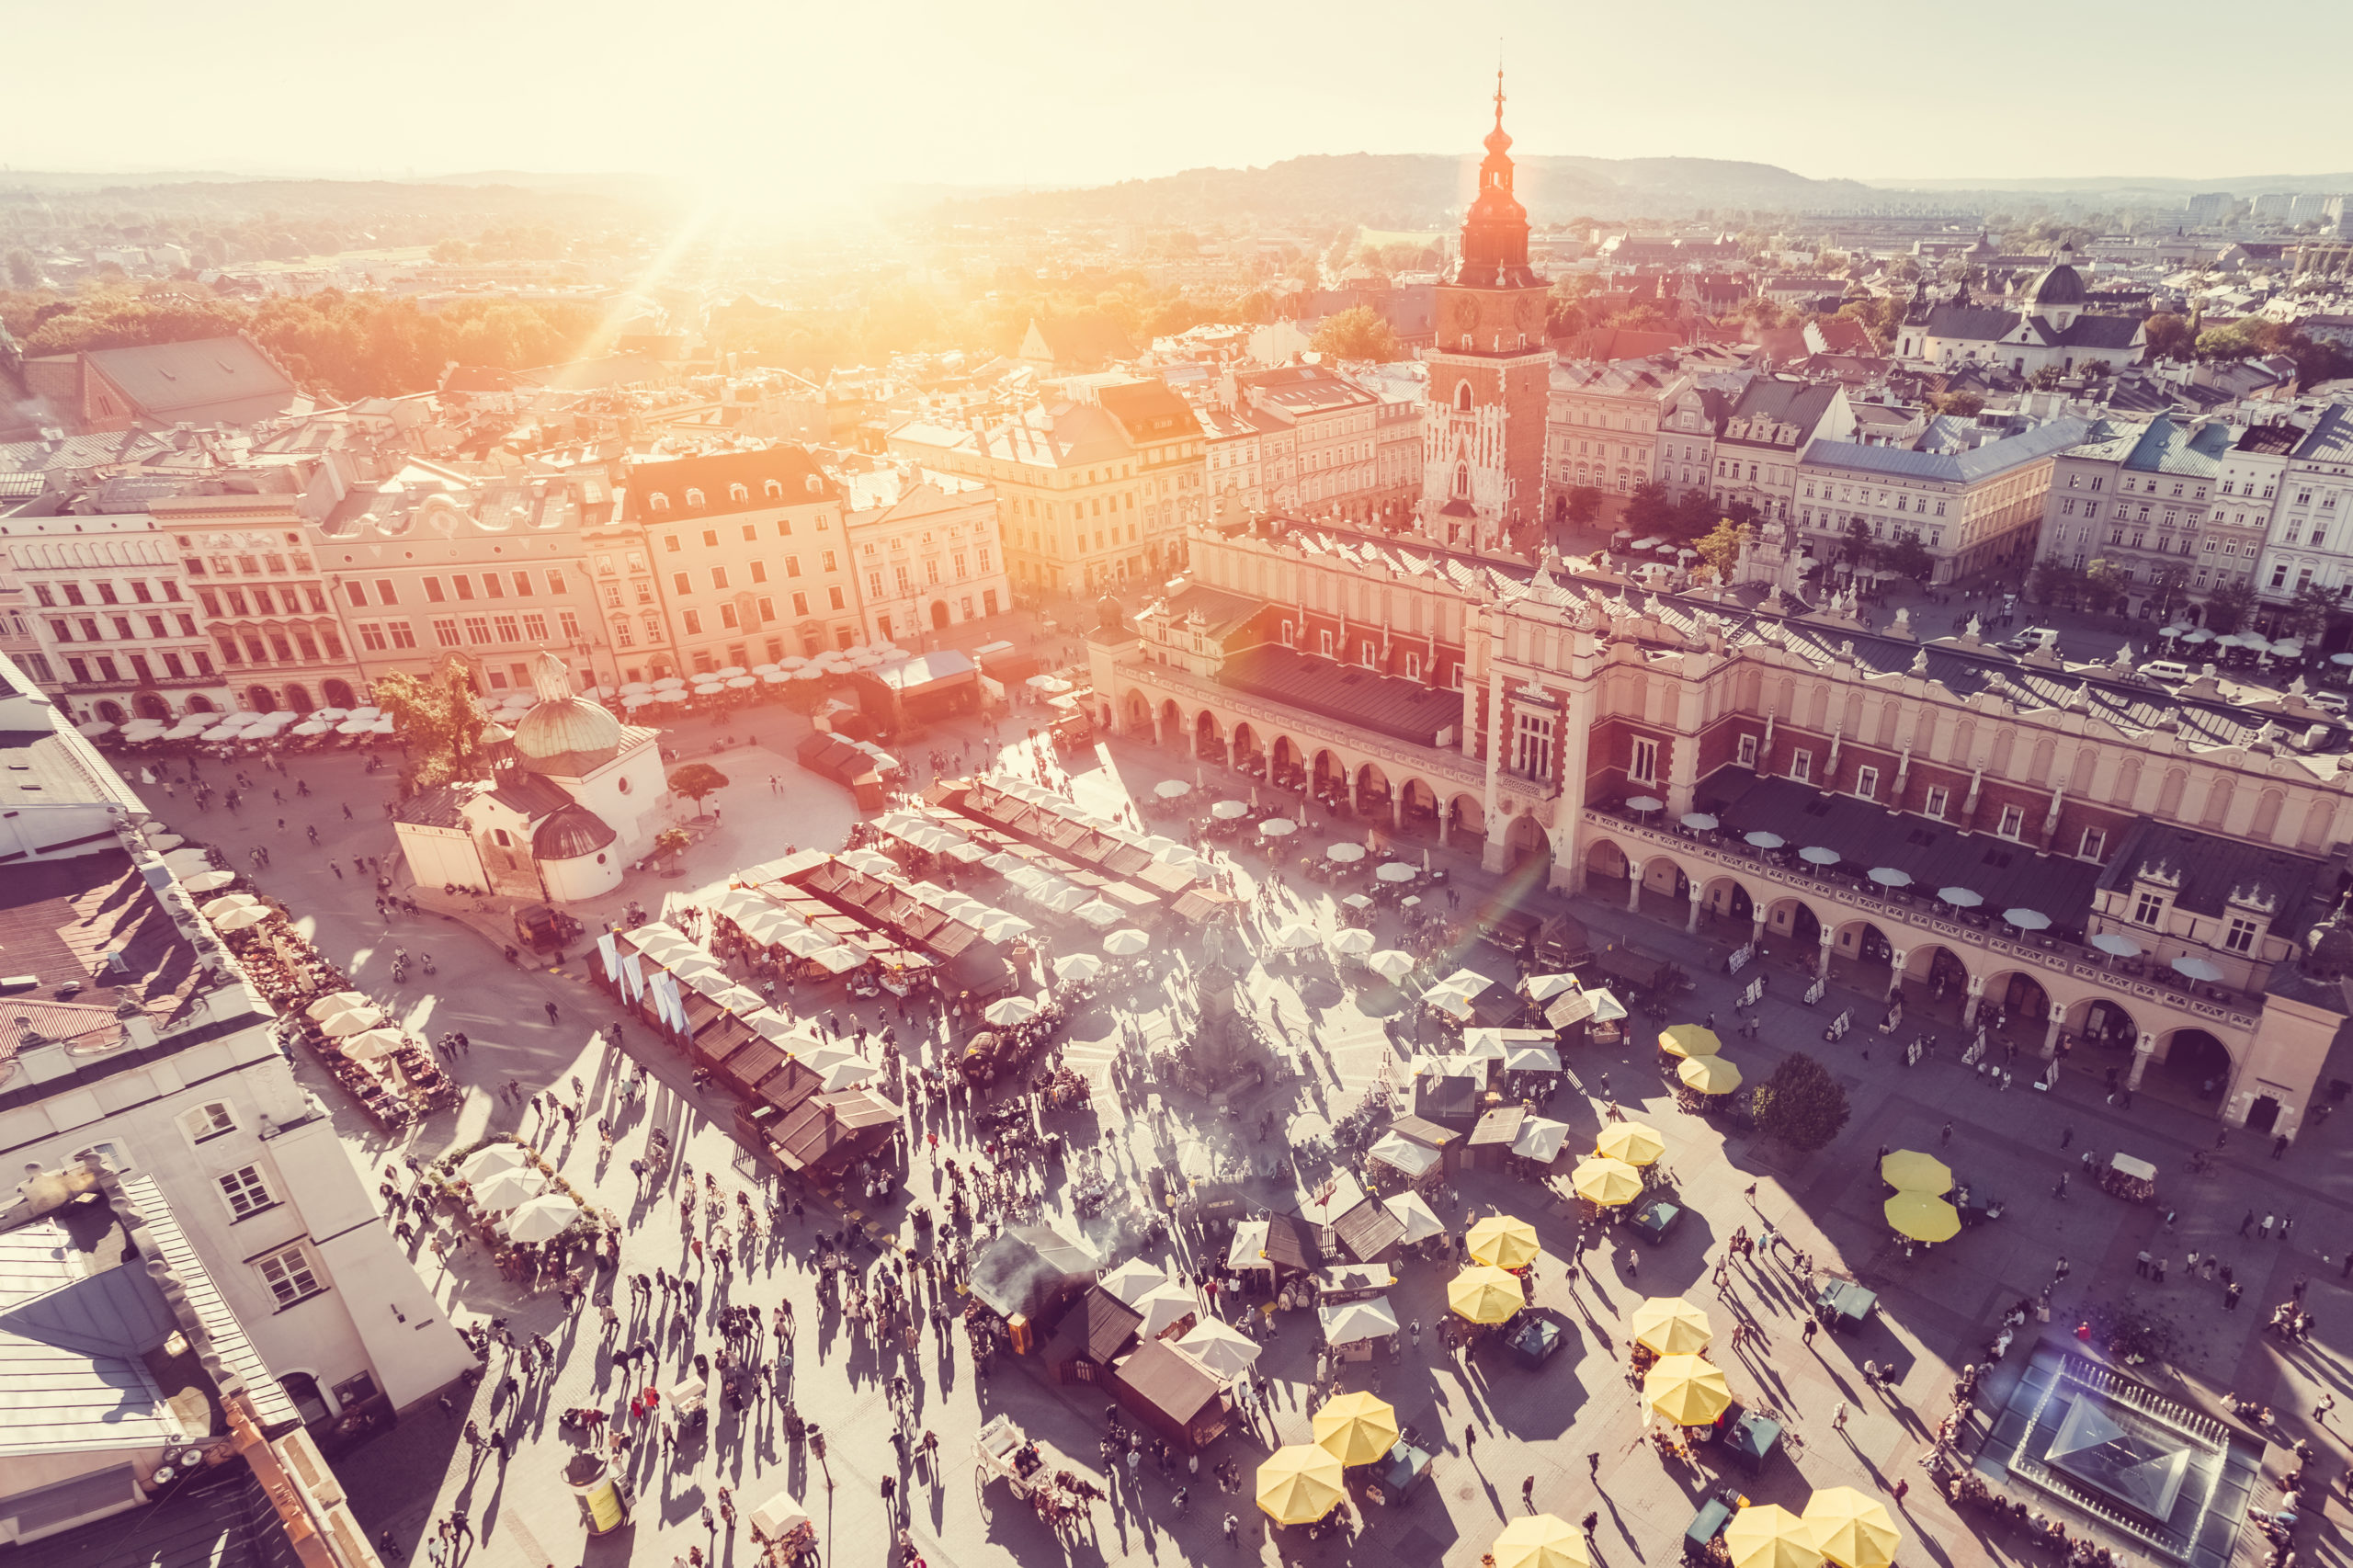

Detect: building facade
[622,446,863,667]
[0,506,226,726]
[2034,416,2237,617]
[155,493,367,716]
[1090,516,2353,1137]
[1713,378,1855,525]
[1547,358,1691,512]
[1797,418,2086,586]
[2254,404,2353,608]
[841,471,1011,644]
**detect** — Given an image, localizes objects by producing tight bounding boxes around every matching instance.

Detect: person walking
[1464,1425,1477,1456]
[1832,1401,1849,1432]
[1522,1476,1536,1511]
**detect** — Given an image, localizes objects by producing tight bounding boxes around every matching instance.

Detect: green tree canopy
[1750,1052,1851,1152]
[1876,536,1936,585]
[668,762,730,812]
[372,665,493,796]
[1564,486,1603,528]
[1308,305,1404,363]
[1694,518,1746,583]
[2202,579,2258,635]
[1841,517,1876,569]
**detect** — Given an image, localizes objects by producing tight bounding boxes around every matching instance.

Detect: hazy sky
[15,0,2353,196]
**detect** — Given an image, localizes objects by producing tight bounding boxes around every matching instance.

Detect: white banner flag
[621,953,645,1003]
[653,969,686,1032]
[597,931,620,983]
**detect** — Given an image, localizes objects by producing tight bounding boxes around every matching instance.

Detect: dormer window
[685,488,706,507]
[729,483,749,503]
[649,494,669,512]
[2131,889,2166,926]
[765,480,784,499]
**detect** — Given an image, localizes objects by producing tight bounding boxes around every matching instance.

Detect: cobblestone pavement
[129,710,2353,1568]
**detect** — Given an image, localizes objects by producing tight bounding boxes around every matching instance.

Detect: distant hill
[936,152,1881,224]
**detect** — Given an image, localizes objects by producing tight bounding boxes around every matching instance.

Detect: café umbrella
[1102,928,1151,958]
[1570,1156,1643,1208]
[1051,952,1104,984]
[505,1194,583,1244]
[1867,867,1913,888]
[1680,812,1718,831]
[471,1169,545,1212]
[1938,887,1984,908]
[1465,1215,1541,1270]
[1630,1296,1712,1356]
[459,1143,534,1184]
[1178,1319,1262,1380]
[1804,1487,1903,1568]
[1659,1023,1720,1057]
[210,903,272,933]
[1324,842,1367,864]
[1490,1514,1592,1568]
[181,868,238,894]
[1596,1121,1666,1167]
[1256,1445,1345,1526]
[315,1006,381,1037]
[1447,1266,1524,1324]
[1724,1505,1824,1568]
[1328,927,1376,958]
[1366,949,1415,981]
[1624,795,1663,813]
[1677,1054,1743,1095]
[1211,799,1249,820]
[982,997,1039,1028]
[1312,1391,1401,1466]
[1799,846,1842,866]
[1154,779,1191,800]
[1375,860,1417,883]
[1258,817,1298,837]
[1643,1354,1733,1426]
[1881,1150,1952,1194]
[2173,955,2224,983]
[1273,922,1322,950]
[1744,830,1786,849]
[340,1028,404,1062]
[305,990,370,1021]
[1885,1191,1961,1243]
[2090,932,2142,959]
[2003,907,2052,931]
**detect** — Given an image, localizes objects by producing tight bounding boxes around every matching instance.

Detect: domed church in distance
[392,652,666,903]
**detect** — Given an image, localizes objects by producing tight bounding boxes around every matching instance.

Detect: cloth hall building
[1090,511,2353,1140]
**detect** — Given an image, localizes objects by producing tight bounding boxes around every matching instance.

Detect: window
[1854,766,1879,801]
[255,1243,325,1310]
[2078,826,2106,861]
[422,576,446,603]
[344,581,368,608]
[827,586,847,611]
[180,1101,236,1142]
[1789,750,1813,784]
[388,621,417,650]
[2224,915,2259,954]
[216,1165,275,1221]
[482,573,504,599]
[1996,803,2025,839]
[358,621,388,653]
[2132,890,2165,926]
[374,578,398,605]
[1924,785,1949,819]
[494,615,520,642]
[545,569,566,595]
[791,593,810,617]
[750,561,767,585]
[683,609,703,635]
[432,619,462,649]
[821,551,838,573]
[1735,733,1759,768]
[462,617,493,645]
[1629,736,1658,786]
[1513,711,1555,780]
[785,555,802,578]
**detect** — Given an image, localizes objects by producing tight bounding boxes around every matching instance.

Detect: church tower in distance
[1421,74,1552,554]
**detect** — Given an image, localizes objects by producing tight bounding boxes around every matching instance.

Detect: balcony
[1582,802,2266,1030]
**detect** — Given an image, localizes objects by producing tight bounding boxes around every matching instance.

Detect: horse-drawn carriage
[973,1413,1104,1532]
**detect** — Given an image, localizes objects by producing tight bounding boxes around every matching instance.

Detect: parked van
[2141,660,2193,685]
[1997,626,2063,654]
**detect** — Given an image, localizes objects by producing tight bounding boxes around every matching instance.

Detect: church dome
[513,695,621,761]
[2028,244,2088,307]
[532,802,617,859]
[509,651,622,767]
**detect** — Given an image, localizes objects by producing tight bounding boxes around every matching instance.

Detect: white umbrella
[1211,800,1249,821]
[1101,1258,1168,1308]
[305,989,370,1021]
[1272,921,1322,950]
[1176,1318,1262,1380]
[1383,1191,1446,1244]
[1510,1116,1573,1163]
[335,719,372,735]
[1375,861,1417,883]
[1680,812,1719,830]
[182,868,238,893]
[2003,908,2052,931]
[1868,867,1912,888]
[714,665,748,679]
[348,706,381,720]
[1938,887,1984,908]
[2173,955,2223,982]
[693,682,725,696]
[1329,927,1376,958]
[1134,1284,1199,1339]
[1154,779,1191,800]
[76,719,116,737]
[654,676,686,689]
[1624,795,1664,813]
[624,694,655,710]
[2091,932,2142,958]
[1258,817,1298,837]
[471,1168,544,1211]
[1800,846,1841,866]
[162,847,212,875]
[760,670,791,685]
[1102,928,1150,958]
[290,720,331,736]
[726,675,756,689]
[506,1194,583,1243]
[459,1143,533,1184]
[1324,842,1367,864]
[621,680,654,694]
[1071,898,1123,928]
[315,1006,383,1038]
[341,1028,404,1062]
[655,688,692,702]
[2181,629,2215,645]
[1052,952,1104,983]
[983,996,1040,1027]
[210,904,272,932]
[145,832,185,851]
[1524,972,1579,1001]
[779,657,810,671]
[1367,949,1415,981]
[1745,830,1785,849]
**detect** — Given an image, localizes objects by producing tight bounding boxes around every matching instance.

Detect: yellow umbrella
[1570,1156,1643,1207]
[1447,1265,1524,1324]
[1596,1121,1665,1166]
[1643,1353,1733,1426]
[1880,1149,1952,1193]
[1677,1053,1742,1095]
[1724,1505,1823,1568]
[1804,1486,1902,1568]
[1491,1513,1592,1568]
[1882,1191,1957,1243]
[1256,1444,1345,1525]
[1465,1214,1541,1270]
[1884,1190,1961,1243]
[1628,1296,1712,1356]
[1311,1391,1400,1466]
[1659,1023,1721,1057]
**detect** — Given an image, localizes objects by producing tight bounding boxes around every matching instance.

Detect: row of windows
[199,584,330,618]
[63,648,216,685]
[426,611,580,649]
[213,627,347,668]
[49,611,200,642]
[668,551,837,594]
[30,578,186,609]
[174,1102,330,1310]
[394,569,566,607]
[643,477,818,511]
[182,548,313,579]
[631,588,849,645]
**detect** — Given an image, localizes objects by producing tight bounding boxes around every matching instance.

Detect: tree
[1877,535,1936,585]
[1564,486,1603,528]
[654,826,692,866]
[3,249,35,290]
[1694,519,1746,584]
[2080,558,2131,615]
[2143,312,2196,361]
[1750,1052,1851,1152]
[1932,390,1985,416]
[1621,482,1678,537]
[668,762,730,814]
[2285,582,2349,642]
[1308,306,1404,362]
[372,665,493,796]
[2029,559,2085,608]
[1841,517,1877,571]
[2202,578,2257,635]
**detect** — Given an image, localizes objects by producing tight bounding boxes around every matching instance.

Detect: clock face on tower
[1517,296,1542,335]
[1448,294,1478,330]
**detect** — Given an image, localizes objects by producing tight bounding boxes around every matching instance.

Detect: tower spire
[1494,66,1506,130]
